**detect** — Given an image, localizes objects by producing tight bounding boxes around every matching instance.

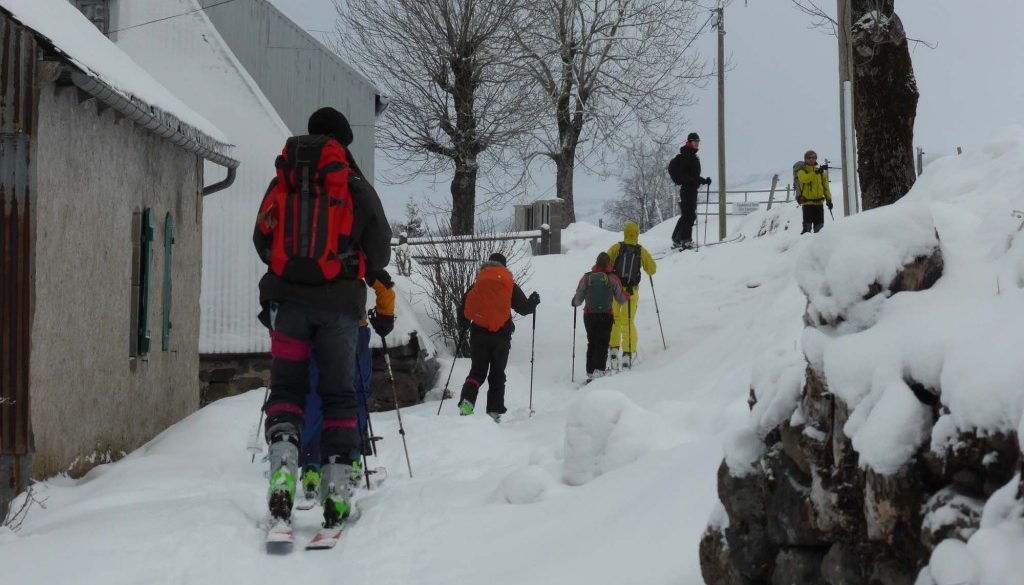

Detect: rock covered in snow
[561,390,671,486]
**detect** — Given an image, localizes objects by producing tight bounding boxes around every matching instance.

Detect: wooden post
[916,147,924,176]
[540,224,551,256]
[766,174,779,210]
[716,1,727,240]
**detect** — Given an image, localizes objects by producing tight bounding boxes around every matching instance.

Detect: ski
[305,525,345,550]
[265,518,295,554]
[296,496,318,511]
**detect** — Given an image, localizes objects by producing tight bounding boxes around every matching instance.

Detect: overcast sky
[270,0,1024,226]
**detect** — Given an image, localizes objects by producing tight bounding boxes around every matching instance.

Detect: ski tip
[266,540,295,555]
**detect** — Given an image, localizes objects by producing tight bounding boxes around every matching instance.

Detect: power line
[105,0,240,35]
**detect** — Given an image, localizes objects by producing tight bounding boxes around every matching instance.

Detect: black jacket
[254,170,392,318]
[668,146,702,192]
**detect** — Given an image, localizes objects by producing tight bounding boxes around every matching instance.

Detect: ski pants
[583,312,615,374]
[263,301,361,467]
[671,187,699,244]
[459,326,512,414]
[801,204,825,234]
[609,287,640,354]
[301,326,373,468]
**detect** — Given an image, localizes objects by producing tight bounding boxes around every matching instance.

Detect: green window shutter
[162,213,174,351]
[138,208,154,355]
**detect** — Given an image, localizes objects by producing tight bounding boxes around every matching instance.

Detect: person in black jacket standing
[668,132,712,249]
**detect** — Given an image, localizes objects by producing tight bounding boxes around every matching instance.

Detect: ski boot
[682,240,696,250]
[486,412,501,424]
[622,352,633,370]
[609,348,620,371]
[301,465,321,501]
[320,458,356,528]
[267,428,300,522]
[458,399,474,416]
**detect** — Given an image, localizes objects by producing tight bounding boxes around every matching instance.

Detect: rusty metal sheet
[0,13,35,457]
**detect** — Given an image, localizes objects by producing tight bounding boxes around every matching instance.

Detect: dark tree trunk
[449,161,477,235]
[851,2,919,210]
[554,150,576,227]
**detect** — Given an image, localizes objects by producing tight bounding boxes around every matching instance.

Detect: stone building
[0,0,237,517]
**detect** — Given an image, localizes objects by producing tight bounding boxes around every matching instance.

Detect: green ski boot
[266,432,299,521]
[301,466,321,500]
[458,399,474,416]
[321,459,355,528]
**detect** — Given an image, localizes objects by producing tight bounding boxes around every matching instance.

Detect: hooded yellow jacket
[796,165,832,206]
[607,222,656,289]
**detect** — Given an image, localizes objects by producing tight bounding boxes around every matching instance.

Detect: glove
[819,164,830,173]
[529,292,540,307]
[827,200,834,210]
[703,177,713,186]
[368,309,395,337]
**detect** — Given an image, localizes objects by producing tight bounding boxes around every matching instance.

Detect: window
[72,0,109,33]
[130,209,153,358]
[161,213,174,351]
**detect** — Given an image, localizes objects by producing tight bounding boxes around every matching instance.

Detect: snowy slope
[0,207,807,584]
[3,128,1022,584]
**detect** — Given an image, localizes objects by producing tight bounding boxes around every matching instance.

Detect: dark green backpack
[584,272,614,312]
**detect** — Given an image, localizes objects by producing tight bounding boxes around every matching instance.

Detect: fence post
[540,224,551,255]
[916,147,924,176]
[785,184,791,202]
[766,174,780,210]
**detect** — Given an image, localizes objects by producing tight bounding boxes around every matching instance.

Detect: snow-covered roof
[0,0,229,147]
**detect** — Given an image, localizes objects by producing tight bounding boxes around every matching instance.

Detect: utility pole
[715,0,727,240]
[837,0,858,215]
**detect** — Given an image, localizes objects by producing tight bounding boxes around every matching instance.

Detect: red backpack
[257,135,364,284]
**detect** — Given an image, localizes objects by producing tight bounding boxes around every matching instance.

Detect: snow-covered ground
[3,127,1023,584]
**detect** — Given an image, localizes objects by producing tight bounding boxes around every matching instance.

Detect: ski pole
[380,336,413,478]
[828,205,835,221]
[571,305,578,383]
[437,327,467,415]
[529,310,537,417]
[703,183,711,246]
[626,294,633,369]
[648,274,667,350]
[358,419,372,490]
[250,386,271,464]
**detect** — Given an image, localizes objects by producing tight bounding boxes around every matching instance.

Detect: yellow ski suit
[606,222,657,354]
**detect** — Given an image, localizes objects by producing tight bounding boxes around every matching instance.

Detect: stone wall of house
[29,62,204,479]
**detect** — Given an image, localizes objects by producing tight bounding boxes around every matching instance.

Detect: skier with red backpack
[253,106,391,546]
[571,252,630,382]
[606,222,657,370]
[456,253,540,422]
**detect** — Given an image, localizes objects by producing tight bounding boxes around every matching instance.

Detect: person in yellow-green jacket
[606,221,657,370]
[795,150,833,234]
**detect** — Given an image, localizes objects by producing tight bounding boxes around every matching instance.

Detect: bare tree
[791,0,921,209]
[410,221,531,356]
[513,0,709,226]
[334,0,538,234]
[603,137,677,231]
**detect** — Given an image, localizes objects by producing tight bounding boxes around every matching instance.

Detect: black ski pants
[671,186,699,244]
[801,204,825,234]
[263,301,362,466]
[583,312,614,374]
[459,326,512,414]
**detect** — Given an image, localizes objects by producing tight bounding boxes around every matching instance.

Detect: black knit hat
[488,253,508,266]
[308,107,354,146]
[687,132,700,142]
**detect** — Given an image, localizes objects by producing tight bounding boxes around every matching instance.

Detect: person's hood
[623,221,640,245]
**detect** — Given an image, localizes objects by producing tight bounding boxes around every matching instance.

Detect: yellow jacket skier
[606,222,657,369]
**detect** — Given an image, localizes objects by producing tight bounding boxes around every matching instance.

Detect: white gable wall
[114,0,290,353]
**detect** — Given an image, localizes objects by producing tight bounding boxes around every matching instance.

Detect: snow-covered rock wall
[701,126,1024,585]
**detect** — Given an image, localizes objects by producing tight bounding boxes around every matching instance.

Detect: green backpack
[584,272,614,312]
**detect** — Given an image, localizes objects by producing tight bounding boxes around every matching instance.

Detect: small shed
[0,0,237,518]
